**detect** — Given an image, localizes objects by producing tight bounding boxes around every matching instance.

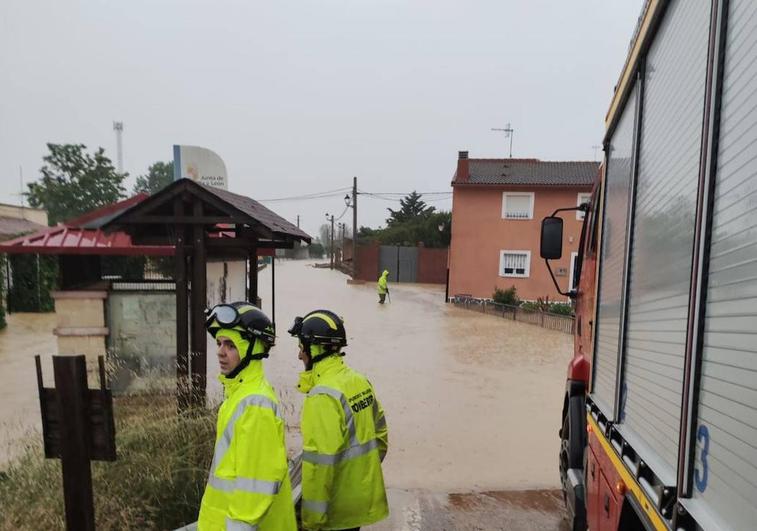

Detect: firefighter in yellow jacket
[199,302,297,531]
[377,270,389,304]
[288,310,388,531]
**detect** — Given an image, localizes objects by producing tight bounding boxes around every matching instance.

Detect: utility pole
[325,213,335,269]
[352,176,357,276]
[343,176,358,277]
[113,121,124,173]
[491,123,514,158]
[342,222,347,263]
[19,166,24,207]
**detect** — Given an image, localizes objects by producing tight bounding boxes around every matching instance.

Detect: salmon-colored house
[449,151,598,302]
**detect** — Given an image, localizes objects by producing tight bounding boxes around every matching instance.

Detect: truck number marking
[694,424,710,493]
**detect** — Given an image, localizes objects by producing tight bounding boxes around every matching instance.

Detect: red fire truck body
[549,1,757,530]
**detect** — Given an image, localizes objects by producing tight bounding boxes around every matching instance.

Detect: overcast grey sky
[1,0,643,239]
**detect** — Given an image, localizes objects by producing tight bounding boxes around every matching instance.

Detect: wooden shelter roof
[101,179,311,251]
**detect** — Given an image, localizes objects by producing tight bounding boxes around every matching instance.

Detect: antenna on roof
[113,121,124,173]
[491,123,514,158]
[19,165,24,207]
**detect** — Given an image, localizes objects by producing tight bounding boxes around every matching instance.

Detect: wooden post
[174,198,190,411]
[271,255,276,327]
[53,355,96,531]
[191,201,207,408]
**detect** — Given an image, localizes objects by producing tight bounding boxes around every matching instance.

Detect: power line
[334,204,350,221]
[256,186,351,202]
[257,186,452,204]
[360,191,452,202]
[358,190,452,196]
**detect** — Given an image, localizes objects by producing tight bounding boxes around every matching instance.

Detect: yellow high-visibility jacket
[300,356,389,530]
[377,271,389,294]
[198,361,296,531]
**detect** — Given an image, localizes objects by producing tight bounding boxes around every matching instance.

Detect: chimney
[456,151,469,182]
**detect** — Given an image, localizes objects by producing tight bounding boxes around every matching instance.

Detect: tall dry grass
[0,392,215,531]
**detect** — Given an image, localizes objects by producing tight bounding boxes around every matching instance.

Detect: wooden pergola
[103,179,310,408]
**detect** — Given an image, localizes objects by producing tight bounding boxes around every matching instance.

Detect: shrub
[0,392,215,530]
[519,297,574,316]
[492,285,519,306]
[549,303,574,316]
[519,301,541,312]
[308,242,325,258]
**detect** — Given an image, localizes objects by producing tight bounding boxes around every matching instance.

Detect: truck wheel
[560,395,585,473]
[559,394,587,531]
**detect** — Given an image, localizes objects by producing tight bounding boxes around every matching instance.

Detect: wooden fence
[451,296,575,335]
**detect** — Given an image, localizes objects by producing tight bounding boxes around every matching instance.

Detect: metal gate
[378,245,417,283]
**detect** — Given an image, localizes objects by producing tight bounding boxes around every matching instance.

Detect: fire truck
[540,1,757,529]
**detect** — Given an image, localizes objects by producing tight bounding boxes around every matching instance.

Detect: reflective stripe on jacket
[300,356,389,530]
[198,361,296,531]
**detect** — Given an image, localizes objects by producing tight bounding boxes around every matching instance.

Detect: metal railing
[451,295,575,335]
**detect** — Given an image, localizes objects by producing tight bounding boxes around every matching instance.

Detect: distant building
[449,151,598,301]
[0,203,48,241]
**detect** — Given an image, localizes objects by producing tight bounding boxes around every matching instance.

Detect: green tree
[134,161,174,195]
[386,191,435,226]
[26,144,127,225]
[366,211,451,248]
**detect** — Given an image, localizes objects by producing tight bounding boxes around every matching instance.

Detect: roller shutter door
[688,1,757,528]
[618,0,711,483]
[592,84,638,417]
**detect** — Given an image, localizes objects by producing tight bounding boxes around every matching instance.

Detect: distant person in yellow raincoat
[288,310,389,531]
[199,302,297,531]
[377,270,389,304]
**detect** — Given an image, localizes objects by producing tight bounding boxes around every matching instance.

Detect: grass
[0,392,215,531]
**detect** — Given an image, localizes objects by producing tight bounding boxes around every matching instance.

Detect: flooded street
[242,260,572,529]
[246,260,572,492]
[0,259,573,528]
[0,312,56,464]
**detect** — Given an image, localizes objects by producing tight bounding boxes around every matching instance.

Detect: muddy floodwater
[0,259,573,528]
[241,261,573,493]
[0,312,56,464]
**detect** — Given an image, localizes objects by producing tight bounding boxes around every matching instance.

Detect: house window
[569,251,579,290]
[502,192,534,220]
[576,192,592,220]
[500,250,531,278]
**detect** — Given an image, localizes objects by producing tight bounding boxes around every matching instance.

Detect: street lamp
[344,194,351,207]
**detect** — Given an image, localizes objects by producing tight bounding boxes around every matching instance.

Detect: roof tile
[456,159,599,186]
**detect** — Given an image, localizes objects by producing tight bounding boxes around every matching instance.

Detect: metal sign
[173,145,228,189]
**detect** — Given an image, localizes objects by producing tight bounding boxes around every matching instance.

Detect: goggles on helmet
[286,313,346,347]
[205,304,241,330]
[287,316,304,337]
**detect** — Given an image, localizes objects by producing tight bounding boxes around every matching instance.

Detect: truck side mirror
[540,216,563,260]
